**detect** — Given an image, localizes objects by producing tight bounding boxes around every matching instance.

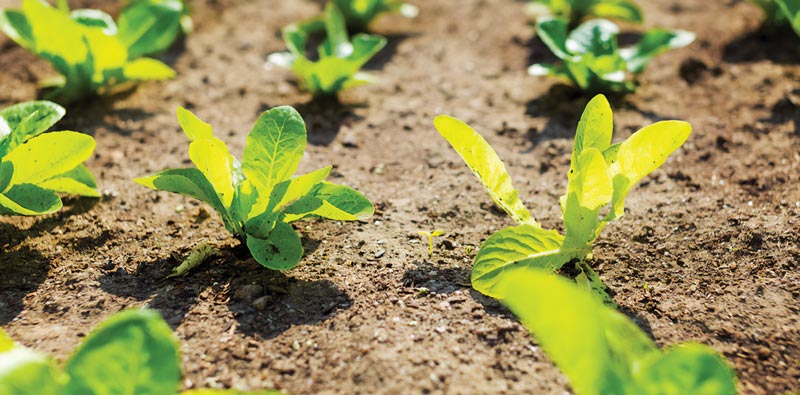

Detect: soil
[1,0,799,394]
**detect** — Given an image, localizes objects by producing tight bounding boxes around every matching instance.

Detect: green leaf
[499,268,658,395]
[246,221,303,270]
[134,167,228,221]
[38,164,99,197]
[65,309,181,395]
[0,100,65,156]
[3,131,95,187]
[632,344,738,395]
[621,29,695,74]
[0,347,66,395]
[536,17,572,59]
[323,3,350,57]
[348,34,387,66]
[608,120,691,219]
[0,183,62,216]
[471,225,568,298]
[265,166,332,215]
[566,19,619,56]
[282,181,374,222]
[117,0,185,59]
[434,115,536,226]
[590,0,643,23]
[69,9,116,34]
[0,9,35,48]
[776,0,800,35]
[242,106,306,193]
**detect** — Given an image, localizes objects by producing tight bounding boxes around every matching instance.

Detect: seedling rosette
[0,100,98,216]
[0,0,188,103]
[136,106,373,272]
[527,0,643,26]
[0,309,282,394]
[529,18,695,93]
[435,95,691,302]
[331,0,418,31]
[268,4,387,97]
[500,268,738,394]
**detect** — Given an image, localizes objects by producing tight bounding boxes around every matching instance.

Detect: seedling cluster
[0,101,98,215]
[136,106,373,271]
[0,0,186,103]
[0,0,755,393]
[435,95,691,301]
[527,0,695,92]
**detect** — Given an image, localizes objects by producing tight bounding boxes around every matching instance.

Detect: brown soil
[1,0,799,394]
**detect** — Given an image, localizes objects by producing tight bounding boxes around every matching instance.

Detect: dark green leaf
[65,309,181,395]
[246,221,303,270]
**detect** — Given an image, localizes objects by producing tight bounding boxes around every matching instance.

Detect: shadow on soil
[294,98,365,146]
[59,96,156,136]
[0,244,49,324]
[723,26,800,64]
[98,247,351,339]
[0,199,102,324]
[363,33,418,71]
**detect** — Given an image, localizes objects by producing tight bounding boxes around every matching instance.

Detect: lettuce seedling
[136,106,373,271]
[434,95,691,300]
[0,100,98,216]
[500,268,738,395]
[0,0,185,103]
[527,0,643,26]
[267,3,387,96]
[529,18,695,93]
[331,0,419,30]
[0,309,282,395]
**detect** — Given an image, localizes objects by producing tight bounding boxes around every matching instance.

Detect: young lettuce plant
[500,268,738,395]
[267,4,387,97]
[434,95,691,301]
[529,18,695,93]
[331,0,419,30]
[0,101,98,216]
[136,106,373,272]
[527,0,643,26]
[0,0,186,103]
[0,309,281,395]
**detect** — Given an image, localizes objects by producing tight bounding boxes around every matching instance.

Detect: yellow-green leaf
[434,115,536,227]
[563,148,613,250]
[3,131,95,186]
[569,94,613,181]
[176,107,213,141]
[609,120,691,218]
[471,224,567,298]
[0,328,13,353]
[188,139,236,208]
[122,57,175,80]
